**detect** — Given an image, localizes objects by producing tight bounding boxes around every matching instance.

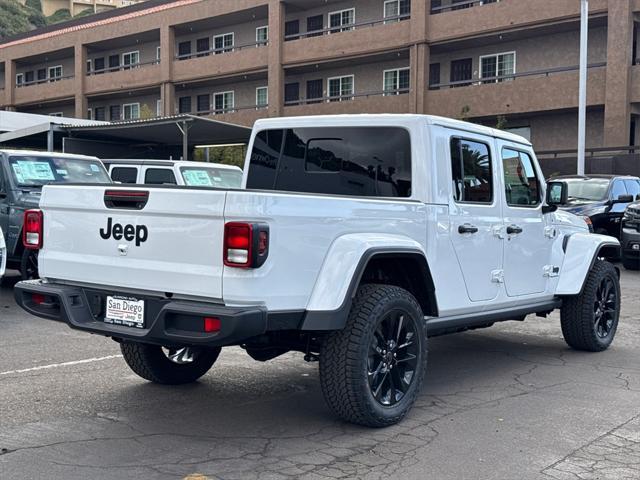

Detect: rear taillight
[223,222,269,268]
[23,209,43,250]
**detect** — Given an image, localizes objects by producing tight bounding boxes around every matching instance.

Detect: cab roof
[254,114,532,147]
[0,149,99,161]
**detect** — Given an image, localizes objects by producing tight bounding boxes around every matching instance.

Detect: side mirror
[611,194,634,205]
[546,181,568,206]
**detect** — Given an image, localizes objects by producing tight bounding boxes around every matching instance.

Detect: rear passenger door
[447,131,503,302]
[497,141,550,297]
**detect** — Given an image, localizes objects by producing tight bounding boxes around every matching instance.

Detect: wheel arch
[556,233,620,296]
[301,237,437,330]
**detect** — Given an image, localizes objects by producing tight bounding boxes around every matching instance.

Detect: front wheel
[120,342,221,384]
[561,260,621,352]
[20,249,39,280]
[319,284,428,427]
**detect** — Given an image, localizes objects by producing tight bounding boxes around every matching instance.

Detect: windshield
[563,178,610,201]
[9,155,111,187]
[179,166,242,188]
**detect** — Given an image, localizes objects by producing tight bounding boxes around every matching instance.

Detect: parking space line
[0,355,123,376]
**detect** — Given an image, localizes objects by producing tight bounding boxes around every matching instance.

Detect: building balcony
[283,90,411,116]
[428,0,608,43]
[172,42,269,83]
[13,76,75,105]
[282,15,412,66]
[426,64,606,118]
[85,61,162,95]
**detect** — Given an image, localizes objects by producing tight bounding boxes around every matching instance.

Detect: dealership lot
[0,269,638,480]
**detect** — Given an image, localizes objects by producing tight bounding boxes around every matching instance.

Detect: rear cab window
[110,166,138,184]
[8,155,110,186]
[180,167,242,188]
[246,127,412,197]
[144,168,176,185]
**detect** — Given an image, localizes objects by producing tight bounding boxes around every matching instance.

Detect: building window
[284,82,300,104]
[123,103,140,120]
[256,26,268,45]
[178,41,191,59]
[196,37,210,57]
[49,112,64,117]
[122,51,140,70]
[214,33,234,54]
[329,8,355,33]
[87,108,92,120]
[178,96,192,114]
[256,86,268,108]
[156,99,162,117]
[24,71,34,84]
[213,91,234,113]
[450,58,472,87]
[94,57,105,74]
[480,51,515,83]
[306,15,324,37]
[110,105,121,121]
[108,54,120,71]
[94,106,106,121]
[284,20,300,40]
[197,94,210,113]
[384,0,410,23]
[37,69,46,82]
[306,79,323,103]
[156,46,161,62]
[48,65,63,82]
[15,73,24,86]
[383,68,410,95]
[86,59,92,74]
[429,63,441,89]
[328,75,354,102]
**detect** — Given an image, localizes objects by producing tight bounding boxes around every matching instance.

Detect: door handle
[506,225,523,235]
[458,224,479,234]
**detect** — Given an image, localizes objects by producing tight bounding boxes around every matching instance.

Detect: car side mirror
[546,181,567,205]
[611,194,634,205]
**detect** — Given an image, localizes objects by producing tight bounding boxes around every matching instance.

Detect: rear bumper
[14,280,274,347]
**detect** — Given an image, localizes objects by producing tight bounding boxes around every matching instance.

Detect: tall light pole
[577,0,589,175]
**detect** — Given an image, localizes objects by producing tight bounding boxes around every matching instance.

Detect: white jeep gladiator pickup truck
[15,115,622,427]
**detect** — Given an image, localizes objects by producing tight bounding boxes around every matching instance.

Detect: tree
[47,8,71,24]
[495,115,508,130]
[0,0,38,39]
[139,103,156,120]
[25,0,41,12]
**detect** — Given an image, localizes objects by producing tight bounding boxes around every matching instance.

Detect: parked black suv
[621,201,640,270]
[548,175,640,238]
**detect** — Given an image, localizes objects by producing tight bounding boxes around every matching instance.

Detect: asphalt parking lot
[0,270,639,480]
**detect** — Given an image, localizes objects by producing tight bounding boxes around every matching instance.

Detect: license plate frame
[104,295,145,329]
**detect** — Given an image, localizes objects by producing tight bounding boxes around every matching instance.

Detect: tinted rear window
[110,167,138,184]
[246,127,411,197]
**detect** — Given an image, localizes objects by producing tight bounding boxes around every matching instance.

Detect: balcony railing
[284,88,409,106]
[16,74,74,87]
[87,59,159,75]
[430,0,500,15]
[429,62,606,90]
[178,103,268,116]
[175,40,268,60]
[283,14,410,41]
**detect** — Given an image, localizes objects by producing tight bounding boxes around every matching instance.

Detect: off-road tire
[120,342,221,384]
[622,256,640,271]
[319,284,428,427]
[561,260,620,352]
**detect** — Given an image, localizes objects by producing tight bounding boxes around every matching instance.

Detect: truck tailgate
[39,185,226,300]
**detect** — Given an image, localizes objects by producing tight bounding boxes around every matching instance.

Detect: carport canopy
[63,115,252,159]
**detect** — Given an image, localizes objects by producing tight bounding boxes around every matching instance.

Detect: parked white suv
[103,159,242,188]
[15,115,621,427]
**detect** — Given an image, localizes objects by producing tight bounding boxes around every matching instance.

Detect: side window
[501,148,541,207]
[623,180,640,200]
[144,168,177,185]
[110,167,138,184]
[610,180,628,200]
[450,138,493,203]
[246,129,284,190]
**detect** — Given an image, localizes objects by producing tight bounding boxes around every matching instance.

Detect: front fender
[555,233,620,295]
[306,233,425,313]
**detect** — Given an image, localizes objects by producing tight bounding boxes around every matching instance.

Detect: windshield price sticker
[183,170,213,186]
[12,161,56,181]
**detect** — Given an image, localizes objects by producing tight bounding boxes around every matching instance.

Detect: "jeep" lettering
[99,217,148,246]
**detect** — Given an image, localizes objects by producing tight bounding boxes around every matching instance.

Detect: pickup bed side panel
[222,192,428,312]
[39,185,227,300]
[555,233,620,295]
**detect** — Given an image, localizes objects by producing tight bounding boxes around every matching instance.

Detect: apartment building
[0,0,637,153]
